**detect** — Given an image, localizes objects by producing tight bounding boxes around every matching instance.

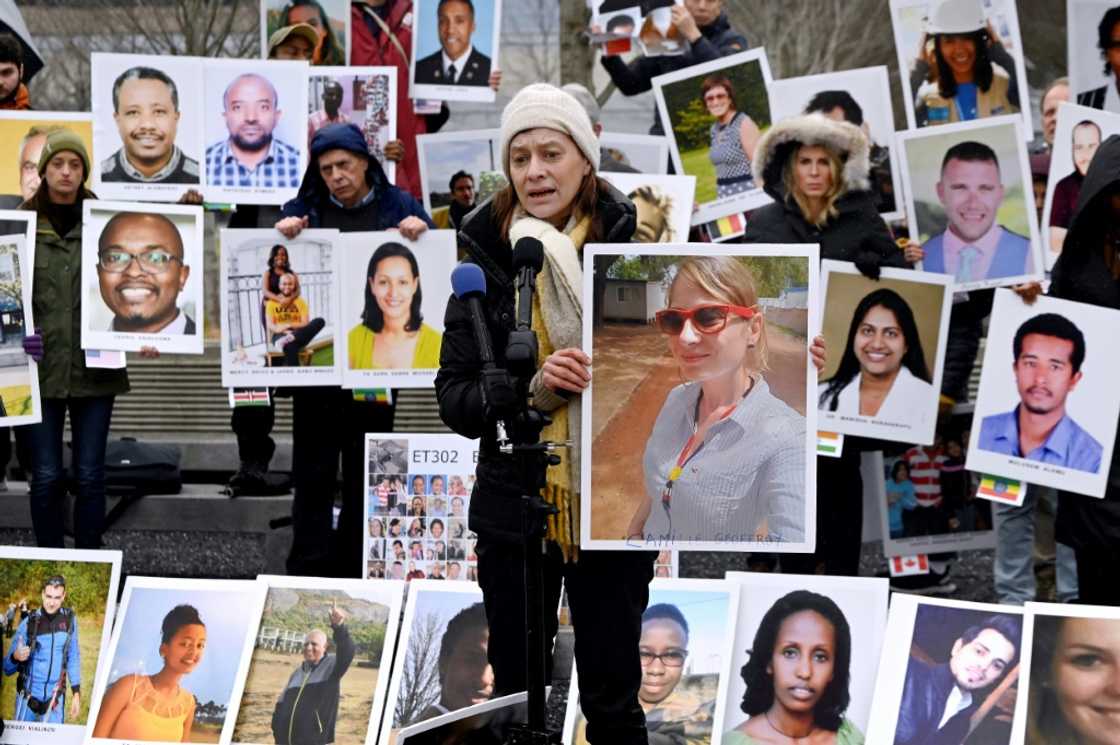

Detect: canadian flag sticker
[890,554,930,577]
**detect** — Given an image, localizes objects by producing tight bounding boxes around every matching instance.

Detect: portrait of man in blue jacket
[922,141,1032,283]
[2,575,82,724]
[893,612,1021,745]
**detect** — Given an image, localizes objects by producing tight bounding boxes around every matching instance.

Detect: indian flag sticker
[817,431,844,457]
[976,474,1026,507]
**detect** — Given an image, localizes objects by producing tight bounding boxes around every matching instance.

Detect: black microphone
[451,262,495,366]
[450,262,517,422]
[512,237,545,332]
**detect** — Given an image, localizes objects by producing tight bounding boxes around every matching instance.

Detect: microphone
[451,262,495,366]
[512,237,544,333]
[450,262,517,423]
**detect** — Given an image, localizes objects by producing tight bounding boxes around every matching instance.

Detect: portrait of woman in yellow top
[93,605,204,742]
[347,242,443,370]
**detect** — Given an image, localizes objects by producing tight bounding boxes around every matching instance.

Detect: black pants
[288,387,394,577]
[475,535,654,745]
[1075,549,1120,604]
[273,318,326,366]
[777,453,863,576]
[231,399,275,469]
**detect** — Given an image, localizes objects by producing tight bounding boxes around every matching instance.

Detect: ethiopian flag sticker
[976,474,1026,506]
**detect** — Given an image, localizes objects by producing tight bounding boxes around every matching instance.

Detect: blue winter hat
[309,122,370,161]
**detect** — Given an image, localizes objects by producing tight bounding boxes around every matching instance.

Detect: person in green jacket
[17,129,129,549]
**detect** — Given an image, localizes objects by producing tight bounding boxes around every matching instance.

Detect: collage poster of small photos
[364,434,478,582]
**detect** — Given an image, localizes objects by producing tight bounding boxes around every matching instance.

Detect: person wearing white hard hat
[909,0,1020,127]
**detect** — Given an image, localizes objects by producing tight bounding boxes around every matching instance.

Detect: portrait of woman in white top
[817,287,934,419]
[628,256,807,546]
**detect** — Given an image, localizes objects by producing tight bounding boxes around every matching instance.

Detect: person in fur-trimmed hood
[741,114,913,276]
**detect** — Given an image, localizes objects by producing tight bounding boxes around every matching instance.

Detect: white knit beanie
[499,83,600,179]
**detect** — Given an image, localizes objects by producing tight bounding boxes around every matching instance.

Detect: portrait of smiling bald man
[96,211,195,335]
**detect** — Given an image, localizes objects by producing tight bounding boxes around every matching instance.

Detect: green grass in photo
[681,147,717,204]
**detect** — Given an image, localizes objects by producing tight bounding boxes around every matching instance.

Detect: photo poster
[589,0,686,58]
[364,433,479,583]
[337,230,456,389]
[652,48,775,226]
[966,289,1120,498]
[84,576,267,745]
[0,210,41,426]
[410,0,502,103]
[896,116,1044,292]
[259,0,350,66]
[598,133,670,175]
[416,128,500,223]
[377,580,491,745]
[715,572,889,743]
[90,53,204,202]
[1008,600,1120,745]
[767,66,903,220]
[202,58,310,206]
[80,200,205,354]
[872,410,997,559]
[580,243,819,553]
[562,578,739,745]
[866,594,1026,745]
[1040,102,1120,269]
[308,67,397,184]
[0,111,93,205]
[219,228,342,388]
[0,547,122,745]
[397,692,527,745]
[599,172,696,244]
[816,260,953,445]
[228,575,405,745]
[889,0,1033,135]
[1067,0,1119,110]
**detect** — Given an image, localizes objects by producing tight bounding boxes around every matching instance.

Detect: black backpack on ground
[102,437,182,496]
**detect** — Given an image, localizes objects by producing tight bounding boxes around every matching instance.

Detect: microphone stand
[499,253,563,745]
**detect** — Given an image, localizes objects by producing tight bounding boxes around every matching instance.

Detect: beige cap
[267,23,319,57]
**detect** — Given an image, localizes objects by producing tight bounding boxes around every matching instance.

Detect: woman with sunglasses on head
[741,114,911,576]
[818,288,934,419]
[702,75,762,198]
[435,84,655,744]
[628,256,805,545]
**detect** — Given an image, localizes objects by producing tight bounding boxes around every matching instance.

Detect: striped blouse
[641,378,806,547]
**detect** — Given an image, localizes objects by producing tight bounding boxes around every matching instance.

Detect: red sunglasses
[654,303,758,335]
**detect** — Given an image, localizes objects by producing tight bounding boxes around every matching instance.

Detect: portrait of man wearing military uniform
[414,0,492,87]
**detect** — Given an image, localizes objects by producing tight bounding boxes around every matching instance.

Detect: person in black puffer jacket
[435,84,655,744]
[1034,134,1120,604]
[742,114,912,576]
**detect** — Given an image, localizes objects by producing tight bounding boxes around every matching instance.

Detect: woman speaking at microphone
[435,84,655,744]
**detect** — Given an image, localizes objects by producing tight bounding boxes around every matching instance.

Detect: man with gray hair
[205,73,301,188]
[270,601,354,745]
[561,82,640,173]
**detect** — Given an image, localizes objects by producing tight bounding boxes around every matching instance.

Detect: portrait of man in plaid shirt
[205,72,301,188]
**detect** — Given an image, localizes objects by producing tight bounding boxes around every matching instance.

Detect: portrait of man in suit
[922,140,1031,283]
[414,0,492,87]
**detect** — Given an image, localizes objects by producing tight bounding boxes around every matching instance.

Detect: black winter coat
[1051,134,1120,555]
[741,192,906,270]
[434,184,637,541]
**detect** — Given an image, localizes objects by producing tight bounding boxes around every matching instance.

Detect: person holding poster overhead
[1039,133,1120,604]
[273,121,432,577]
[741,113,909,575]
[435,84,656,744]
[17,129,129,551]
[909,0,1020,127]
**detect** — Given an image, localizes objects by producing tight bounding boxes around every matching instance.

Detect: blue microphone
[451,262,496,367]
